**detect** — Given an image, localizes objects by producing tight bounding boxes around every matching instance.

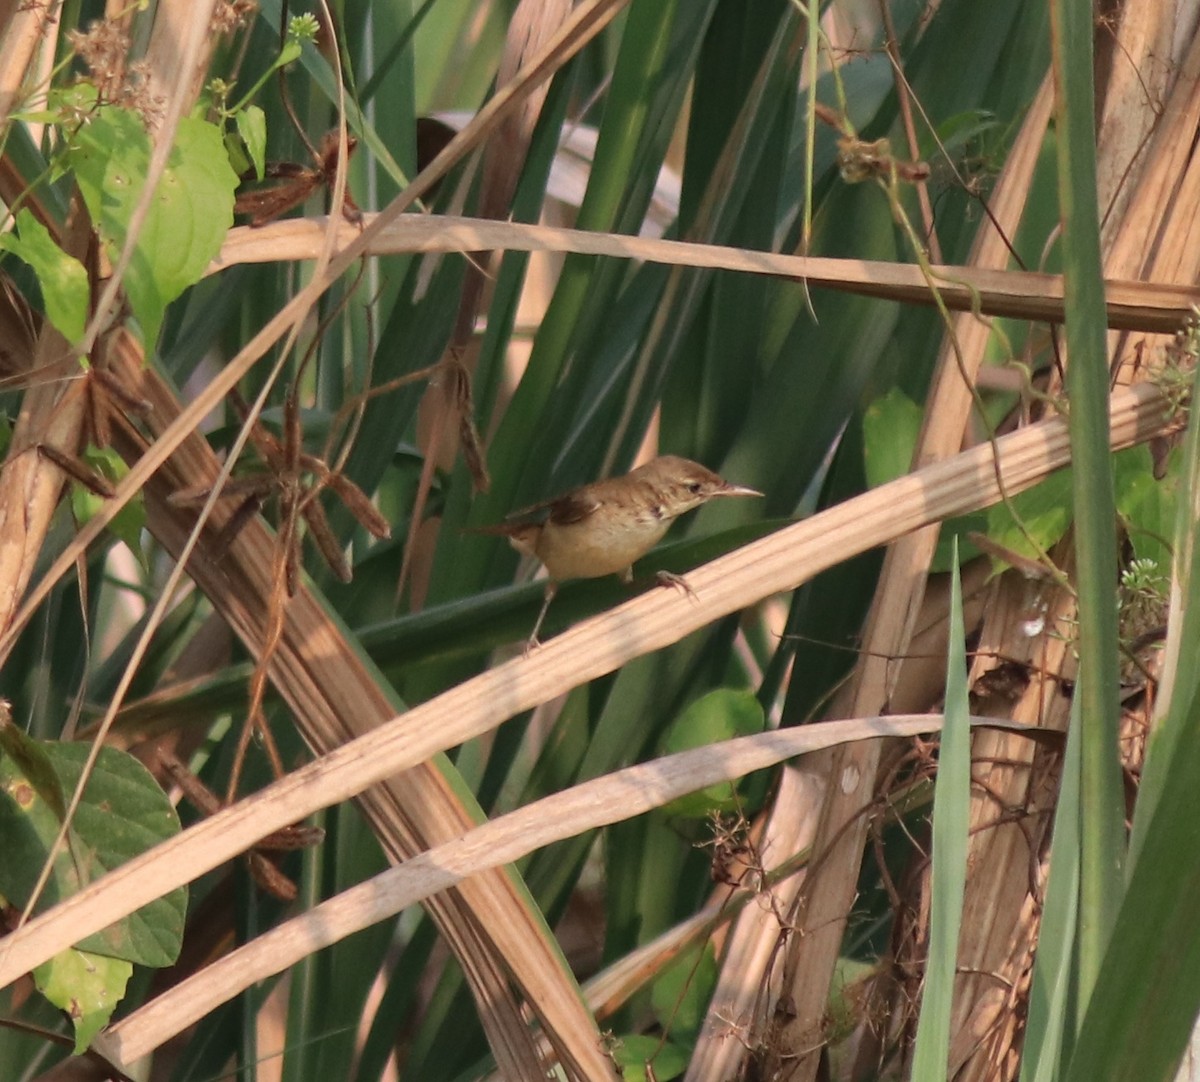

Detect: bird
[474,455,762,650]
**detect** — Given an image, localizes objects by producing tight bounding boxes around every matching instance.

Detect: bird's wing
[474,484,601,530]
[544,488,602,526]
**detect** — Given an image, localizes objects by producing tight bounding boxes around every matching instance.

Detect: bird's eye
[687,481,702,494]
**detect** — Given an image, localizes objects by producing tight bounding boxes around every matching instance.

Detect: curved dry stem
[104,713,1032,1068]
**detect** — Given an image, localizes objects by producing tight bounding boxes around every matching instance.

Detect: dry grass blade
[1104,22,1200,381]
[0,168,95,649]
[142,0,226,123]
[0,7,639,1071]
[2,1,640,1075]
[0,331,86,646]
[0,0,57,125]
[687,767,825,1081]
[212,213,1200,333]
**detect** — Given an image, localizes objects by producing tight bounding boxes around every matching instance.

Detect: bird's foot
[656,569,697,601]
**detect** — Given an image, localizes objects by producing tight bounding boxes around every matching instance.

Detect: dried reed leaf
[104,715,985,1065]
[213,213,1200,334]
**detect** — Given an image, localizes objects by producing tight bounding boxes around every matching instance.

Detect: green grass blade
[1065,675,1200,1082]
[1130,361,1200,862]
[1064,366,1200,1082]
[1050,0,1125,1003]
[909,545,971,1077]
[1020,695,1082,1082]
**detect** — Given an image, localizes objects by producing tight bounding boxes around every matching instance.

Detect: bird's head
[635,455,762,519]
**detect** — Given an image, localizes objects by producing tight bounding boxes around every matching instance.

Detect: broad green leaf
[861,390,992,572]
[659,688,765,817]
[862,388,921,489]
[984,468,1074,571]
[612,1034,689,1082]
[650,944,717,1041]
[0,712,69,822]
[0,737,186,967]
[981,448,1171,578]
[33,946,132,1054]
[70,108,237,345]
[0,210,88,343]
[1115,443,1179,571]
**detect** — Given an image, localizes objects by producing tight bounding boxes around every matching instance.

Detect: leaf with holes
[34,946,132,1053]
[0,724,186,968]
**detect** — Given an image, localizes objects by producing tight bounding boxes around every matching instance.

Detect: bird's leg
[655,569,698,600]
[524,581,558,654]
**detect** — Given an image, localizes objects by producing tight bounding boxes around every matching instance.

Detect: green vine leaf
[863,387,922,488]
[650,944,717,1041]
[33,947,132,1054]
[235,105,267,181]
[611,1035,688,1082]
[0,210,88,344]
[658,689,765,818]
[70,107,237,346]
[985,466,1075,571]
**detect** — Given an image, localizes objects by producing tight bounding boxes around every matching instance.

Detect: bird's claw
[522,634,543,658]
[656,570,697,601]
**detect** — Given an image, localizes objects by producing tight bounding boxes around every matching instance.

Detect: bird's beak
[715,481,763,499]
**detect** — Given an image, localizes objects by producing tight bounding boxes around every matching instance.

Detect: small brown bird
[476,455,762,649]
